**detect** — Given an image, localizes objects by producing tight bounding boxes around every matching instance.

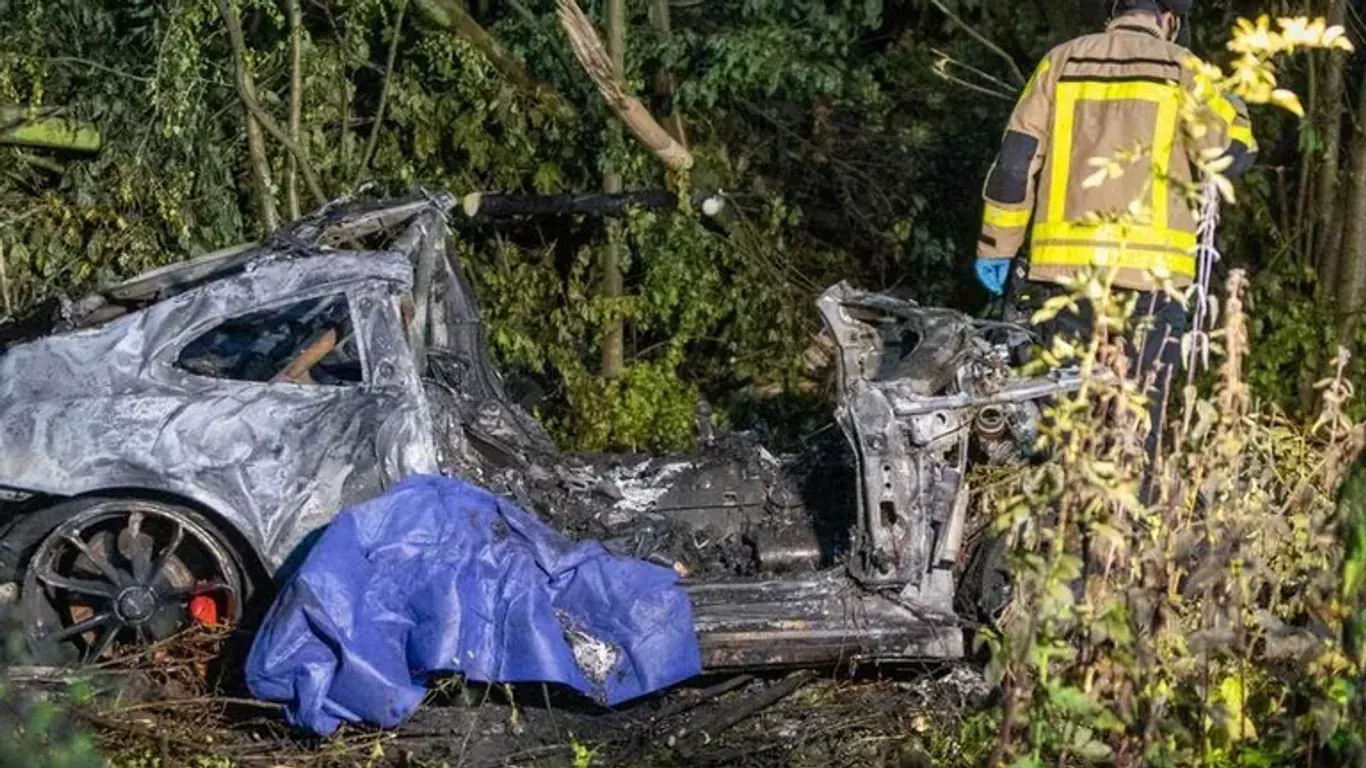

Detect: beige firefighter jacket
[977,12,1256,291]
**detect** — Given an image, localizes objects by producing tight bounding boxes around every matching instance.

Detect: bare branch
[932,70,1015,101]
[931,55,1015,101]
[928,0,1026,86]
[355,0,408,188]
[930,48,1018,94]
[41,57,152,83]
[218,0,328,208]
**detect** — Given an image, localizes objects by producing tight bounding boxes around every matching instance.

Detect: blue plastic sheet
[244,474,702,735]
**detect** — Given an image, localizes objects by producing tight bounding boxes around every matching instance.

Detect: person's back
[972,0,1257,496]
[975,0,1255,294]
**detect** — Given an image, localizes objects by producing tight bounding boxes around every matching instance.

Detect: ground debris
[8,661,989,767]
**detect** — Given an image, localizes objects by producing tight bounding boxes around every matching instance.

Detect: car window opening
[176,294,363,386]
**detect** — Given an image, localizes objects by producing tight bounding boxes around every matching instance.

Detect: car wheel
[18,497,246,666]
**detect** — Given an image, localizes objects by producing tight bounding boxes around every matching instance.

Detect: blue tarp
[244,474,702,735]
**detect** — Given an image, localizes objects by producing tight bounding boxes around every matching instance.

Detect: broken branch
[460,189,722,218]
[927,0,1026,86]
[218,0,328,208]
[931,60,1015,102]
[271,328,338,383]
[0,105,101,152]
[555,0,694,171]
[674,669,818,753]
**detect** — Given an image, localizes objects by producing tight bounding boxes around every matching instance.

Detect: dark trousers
[1016,281,1188,499]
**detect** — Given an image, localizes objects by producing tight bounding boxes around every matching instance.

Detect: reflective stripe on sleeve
[983,203,1032,228]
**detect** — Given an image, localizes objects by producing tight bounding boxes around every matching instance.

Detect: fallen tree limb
[672,669,818,752]
[107,696,284,714]
[460,189,723,218]
[218,0,328,208]
[555,0,693,171]
[0,105,101,152]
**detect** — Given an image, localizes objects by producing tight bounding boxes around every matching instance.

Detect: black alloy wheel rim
[21,501,242,665]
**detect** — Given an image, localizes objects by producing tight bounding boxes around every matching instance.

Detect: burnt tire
[15,497,248,667]
[955,533,1012,627]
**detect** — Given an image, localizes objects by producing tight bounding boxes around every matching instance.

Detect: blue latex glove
[975,258,1010,297]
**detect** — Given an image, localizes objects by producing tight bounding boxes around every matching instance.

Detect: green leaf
[1047,682,1105,719]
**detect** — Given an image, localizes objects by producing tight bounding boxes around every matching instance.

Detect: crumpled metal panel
[0,250,439,571]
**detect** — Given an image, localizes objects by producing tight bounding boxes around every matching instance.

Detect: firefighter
[974,0,1256,484]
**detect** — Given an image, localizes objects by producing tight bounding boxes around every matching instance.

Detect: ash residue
[462,429,853,581]
[555,611,622,688]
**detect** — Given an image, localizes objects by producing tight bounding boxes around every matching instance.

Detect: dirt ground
[14,627,993,768]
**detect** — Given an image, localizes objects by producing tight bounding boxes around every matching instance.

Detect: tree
[1336,65,1366,349]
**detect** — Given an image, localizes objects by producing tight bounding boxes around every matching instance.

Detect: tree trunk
[1334,67,1366,349]
[647,0,686,147]
[1297,51,1317,258]
[1315,0,1348,284]
[600,0,626,380]
[244,105,279,231]
[286,0,303,221]
[220,0,280,232]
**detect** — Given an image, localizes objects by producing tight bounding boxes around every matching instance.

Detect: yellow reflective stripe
[1033,221,1196,251]
[1152,94,1178,229]
[1048,83,1078,222]
[1022,57,1051,97]
[983,203,1031,228]
[1048,79,1181,224]
[1030,243,1196,278]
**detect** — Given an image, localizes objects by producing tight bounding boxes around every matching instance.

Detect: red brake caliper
[189,592,219,626]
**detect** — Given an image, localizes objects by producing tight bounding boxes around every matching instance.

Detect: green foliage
[968,262,1365,766]
[470,194,823,451]
[0,616,104,768]
[947,16,1366,766]
[1244,261,1366,420]
[2,0,997,451]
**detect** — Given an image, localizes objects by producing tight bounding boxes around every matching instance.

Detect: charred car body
[0,192,1083,670]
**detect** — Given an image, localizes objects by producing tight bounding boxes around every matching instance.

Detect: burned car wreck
[0,191,1084,673]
